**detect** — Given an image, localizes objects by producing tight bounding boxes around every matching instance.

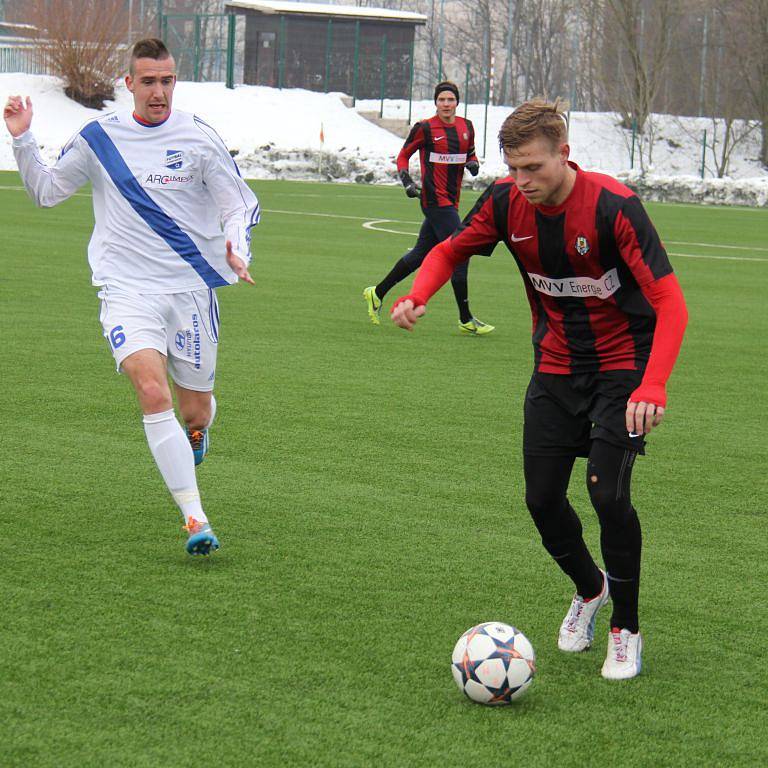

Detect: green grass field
[1,170,766,767]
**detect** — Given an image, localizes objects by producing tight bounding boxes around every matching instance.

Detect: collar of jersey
[132,111,171,128]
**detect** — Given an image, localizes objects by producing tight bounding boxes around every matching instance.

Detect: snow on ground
[2,74,766,205]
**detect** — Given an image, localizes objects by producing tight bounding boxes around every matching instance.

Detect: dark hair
[498,98,569,152]
[129,38,172,75]
[434,81,460,104]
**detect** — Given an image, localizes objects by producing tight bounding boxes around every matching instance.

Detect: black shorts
[523,371,646,457]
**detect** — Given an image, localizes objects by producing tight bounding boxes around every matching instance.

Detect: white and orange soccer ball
[451,622,536,705]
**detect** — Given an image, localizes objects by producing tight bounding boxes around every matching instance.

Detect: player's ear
[125,74,134,93]
[559,143,570,164]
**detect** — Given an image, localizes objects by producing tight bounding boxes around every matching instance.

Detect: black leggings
[524,440,642,633]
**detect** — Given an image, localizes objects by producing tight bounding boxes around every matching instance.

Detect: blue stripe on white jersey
[80,122,229,289]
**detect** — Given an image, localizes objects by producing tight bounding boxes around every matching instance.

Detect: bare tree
[716,0,768,167]
[23,0,128,108]
[600,0,679,131]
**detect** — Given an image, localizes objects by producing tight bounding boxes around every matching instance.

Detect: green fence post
[438,48,442,82]
[278,15,285,89]
[324,19,332,93]
[407,35,414,124]
[225,13,235,89]
[160,11,167,44]
[379,34,387,118]
[193,13,201,81]
[482,68,490,158]
[352,20,360,106]
[630,117,636,169]
[464,62,469,119]
[700,129,707,179]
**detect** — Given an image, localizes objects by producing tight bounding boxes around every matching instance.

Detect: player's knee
[525,490,570,529]
[181,404,210,431]
[134,378,172,413]
[588,479,633,528]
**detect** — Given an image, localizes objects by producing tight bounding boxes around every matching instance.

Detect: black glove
[399,169,421,198]
[465,160,480,177]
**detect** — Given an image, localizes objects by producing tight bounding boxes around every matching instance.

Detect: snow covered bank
[1,75,766,206]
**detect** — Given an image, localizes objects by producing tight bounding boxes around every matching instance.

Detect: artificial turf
[1,172,766,767]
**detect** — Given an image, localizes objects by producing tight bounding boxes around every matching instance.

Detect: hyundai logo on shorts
[175,331,185,351]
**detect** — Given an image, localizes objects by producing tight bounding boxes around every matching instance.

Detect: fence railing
[0,43,54,75]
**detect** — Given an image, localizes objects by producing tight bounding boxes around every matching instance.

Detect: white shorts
[98,286,220,391]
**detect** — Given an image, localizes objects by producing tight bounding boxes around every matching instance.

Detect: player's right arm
[396,122,425,198]
[391,183,503,330]
[4,96,90,207]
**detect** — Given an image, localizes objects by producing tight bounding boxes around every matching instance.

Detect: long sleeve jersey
[408,163,687,392]
[396,115,477,210]
[13,109,260,294]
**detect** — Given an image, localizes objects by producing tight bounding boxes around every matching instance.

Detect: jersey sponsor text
[428,151,467,164]
[527,268,621,299]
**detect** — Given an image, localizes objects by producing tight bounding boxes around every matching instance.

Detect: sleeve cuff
[12,130,33,146]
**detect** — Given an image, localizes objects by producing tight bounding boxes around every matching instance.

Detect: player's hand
[404,182,421,198]
[4,95,32,138]
[465,160,480,177]
[226,240,255,285]
[391,298,426,331]
[625,399,665,436]
[398,170,421,199]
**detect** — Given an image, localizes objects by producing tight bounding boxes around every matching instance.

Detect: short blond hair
[498,98,568,152]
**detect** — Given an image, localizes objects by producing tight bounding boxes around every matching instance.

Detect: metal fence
[0,42,54,75]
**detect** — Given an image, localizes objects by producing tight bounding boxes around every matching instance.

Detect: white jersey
[12,109,260,294]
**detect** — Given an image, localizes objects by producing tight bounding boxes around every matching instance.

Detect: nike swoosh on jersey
[433,136,445,141]
[510,234,534,242]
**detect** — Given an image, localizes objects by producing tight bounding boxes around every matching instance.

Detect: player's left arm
[614,197,688,435]
[464,120,479,176]
[200,129,260,285]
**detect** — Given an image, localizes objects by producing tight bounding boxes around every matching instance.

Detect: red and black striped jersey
[445,164,674,374]
[397,115,477,209]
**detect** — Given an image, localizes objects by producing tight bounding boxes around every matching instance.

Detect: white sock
[206,394,217,429]
[143,409,208,525]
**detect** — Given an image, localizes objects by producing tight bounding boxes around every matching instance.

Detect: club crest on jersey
[165,150,183,169]
[575,235,591,256]
[463,131,468,140]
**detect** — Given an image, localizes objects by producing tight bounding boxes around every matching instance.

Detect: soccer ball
[451,622,536,705]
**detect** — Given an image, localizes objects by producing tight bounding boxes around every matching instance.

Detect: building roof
[225,1,427,24]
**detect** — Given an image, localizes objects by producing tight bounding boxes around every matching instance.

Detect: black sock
[587,441,642,634]
[602,513,641,633]
[542,502,604,599]
[451,279,473,323]
[376,258,415,300]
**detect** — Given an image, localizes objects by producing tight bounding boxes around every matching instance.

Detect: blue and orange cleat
[186,427,209,466]
[184,517,220,556]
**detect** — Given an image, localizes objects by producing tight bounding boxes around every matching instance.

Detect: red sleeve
[391,183,503,311]
[408,239,466,306]
[396,123,425,173]
[466,120,477,164]
[629,273,688,407]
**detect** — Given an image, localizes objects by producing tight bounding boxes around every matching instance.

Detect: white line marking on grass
[668,251,768,263]
[2,186,765,261]
[362,219,419,236]
[666,240,768,253]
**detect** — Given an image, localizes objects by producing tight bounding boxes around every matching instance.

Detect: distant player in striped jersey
[363,82,493,335]
[392,100,688,679]
[4,38,261,556]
